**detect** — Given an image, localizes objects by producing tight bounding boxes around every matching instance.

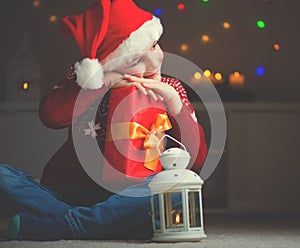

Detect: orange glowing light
[233,71,241,78]
[201,35,210,43]
[229,71,245,88]
[215,72,223,81]
[180,44,188,52]
[49,15,58,23]
[175,214,181,224]
[273,43,281,51]
[33,0,40,7]
[223,22,231,29]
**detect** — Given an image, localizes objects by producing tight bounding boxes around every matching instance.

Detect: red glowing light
[177,3,185,10]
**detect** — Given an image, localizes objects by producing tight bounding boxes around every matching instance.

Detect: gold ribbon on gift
[106,112,172,171]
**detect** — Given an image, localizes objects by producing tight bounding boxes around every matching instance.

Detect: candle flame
[175,213,180,224]
[233,71,241,77]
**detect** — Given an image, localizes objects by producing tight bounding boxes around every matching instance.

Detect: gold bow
[107,112,172,171]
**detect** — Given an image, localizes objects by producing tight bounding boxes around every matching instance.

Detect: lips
[144,72,158,78]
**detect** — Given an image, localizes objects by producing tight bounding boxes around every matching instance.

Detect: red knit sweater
[39,67,207,188]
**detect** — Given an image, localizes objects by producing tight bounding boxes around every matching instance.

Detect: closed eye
[129,57,143,67]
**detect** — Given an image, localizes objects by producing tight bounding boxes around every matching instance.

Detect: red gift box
[102,86,172,184]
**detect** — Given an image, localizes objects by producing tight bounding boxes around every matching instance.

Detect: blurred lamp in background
[5,33,40,103]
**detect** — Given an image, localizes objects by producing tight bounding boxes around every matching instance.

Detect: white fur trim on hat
[74,58,104,89]
[102,16,163,71]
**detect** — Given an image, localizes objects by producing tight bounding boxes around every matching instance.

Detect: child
[0,0,207,240]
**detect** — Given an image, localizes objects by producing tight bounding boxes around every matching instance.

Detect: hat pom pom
[74,58,104,89]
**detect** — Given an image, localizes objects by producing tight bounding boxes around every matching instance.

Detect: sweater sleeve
[163,77,208,171]
[39,66,108,129]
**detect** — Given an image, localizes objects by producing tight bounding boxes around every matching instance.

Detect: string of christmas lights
[148,0,280,83]
[31,0,281,88]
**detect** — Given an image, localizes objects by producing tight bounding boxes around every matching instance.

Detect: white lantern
[149,135,206,242]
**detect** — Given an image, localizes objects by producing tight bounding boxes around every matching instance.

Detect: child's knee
[0,164,20,191]
[0,163,17,175]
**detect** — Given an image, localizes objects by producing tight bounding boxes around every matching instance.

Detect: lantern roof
[149,169,204,194]
[160,147,191,170]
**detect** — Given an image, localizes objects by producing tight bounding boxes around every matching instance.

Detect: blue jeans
[0,163,153,241]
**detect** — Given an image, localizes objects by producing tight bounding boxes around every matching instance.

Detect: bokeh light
[49,15,58,23]
[154,8,162,16]
[223,22,231,29]
[194,72,202,80]
[201,35,210,43]
[215,72,223,81]
[273,43,281,51]
[204,69,212,77]
[22,82,29,91]
[256,66,265,76]
[180,44,188,52]
[177,3,185,10]
[33,0,40,7]
[257,20,266,29]
[233,71,241,78]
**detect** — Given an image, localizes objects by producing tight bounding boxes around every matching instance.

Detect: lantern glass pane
[164,192,183,229]
[153,194,161,230]
[188,191,201,227]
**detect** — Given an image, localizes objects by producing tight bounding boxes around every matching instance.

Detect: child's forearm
[39,79,108,129]
[168,104,208,171]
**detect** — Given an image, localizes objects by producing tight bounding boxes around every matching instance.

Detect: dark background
[0,0,299,101]
[0,0,299,215]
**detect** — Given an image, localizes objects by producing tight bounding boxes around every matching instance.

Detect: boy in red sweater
[0,0,207,240]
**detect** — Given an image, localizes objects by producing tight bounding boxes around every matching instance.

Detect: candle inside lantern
[149,135,206,242]
[229,71,245,89]
[175,213,181,224]
[171,210,183,227]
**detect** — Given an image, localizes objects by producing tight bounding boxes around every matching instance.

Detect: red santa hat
[60,0,163,89]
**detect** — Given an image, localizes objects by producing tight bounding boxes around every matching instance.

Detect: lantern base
[152,230,206,243]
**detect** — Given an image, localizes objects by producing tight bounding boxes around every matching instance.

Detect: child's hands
[104,72,149,96]
[103,71,124,88]
[123,74,183,115]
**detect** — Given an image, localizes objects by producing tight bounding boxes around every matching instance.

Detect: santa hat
[60,0,163,89]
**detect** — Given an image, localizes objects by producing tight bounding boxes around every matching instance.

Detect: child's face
[117,41,163,80]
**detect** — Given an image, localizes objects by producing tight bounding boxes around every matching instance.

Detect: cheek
[122,64,147,76]
[158,52,164,63]
[152,50,164,66]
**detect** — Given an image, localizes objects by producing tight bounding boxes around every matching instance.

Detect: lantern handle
[157,134,187,155]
